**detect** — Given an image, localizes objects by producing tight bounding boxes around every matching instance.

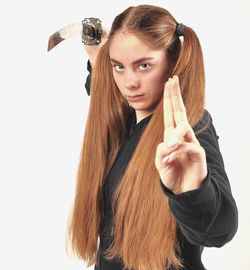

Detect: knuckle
[157,142,165,151]
[181,120,190,130]
[200,146,206,156]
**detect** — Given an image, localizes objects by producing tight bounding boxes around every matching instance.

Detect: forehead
[109,32,165,60]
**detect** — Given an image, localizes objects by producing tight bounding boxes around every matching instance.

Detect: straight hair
[66,4,207,270]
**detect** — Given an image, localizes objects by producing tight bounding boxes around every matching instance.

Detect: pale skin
[83,28,208,195]
[109,32,170,123]
[154,76,208,194]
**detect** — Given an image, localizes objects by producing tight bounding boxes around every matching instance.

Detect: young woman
[66,5,238,270]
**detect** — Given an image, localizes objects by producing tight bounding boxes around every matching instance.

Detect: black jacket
[84,61,238,270]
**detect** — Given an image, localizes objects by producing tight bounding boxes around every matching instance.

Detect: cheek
[145,71,167,90]
[112,73,122,90]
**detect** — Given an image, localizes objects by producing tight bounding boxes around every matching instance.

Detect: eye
[139,63,151,71]
[113,64,124,72]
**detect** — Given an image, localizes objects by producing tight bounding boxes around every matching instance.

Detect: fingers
[172,121,200,145]
[156,141,180,162]
[163,75,195,143]
[169,76,188,124]
[163,78,175,142]
[83,27,109,68]
[157,141,205,165]
[102,27,110,38]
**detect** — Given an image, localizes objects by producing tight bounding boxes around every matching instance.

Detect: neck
[135,110,154,124]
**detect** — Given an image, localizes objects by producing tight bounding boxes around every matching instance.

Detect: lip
[127,94,144,101]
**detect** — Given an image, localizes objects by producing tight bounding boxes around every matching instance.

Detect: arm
[84,60,92,96]
[83,27,109,96]
[160,110,238,247]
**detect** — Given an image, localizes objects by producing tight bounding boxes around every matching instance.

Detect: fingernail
[167,140,179,148]
[162,155,170,163]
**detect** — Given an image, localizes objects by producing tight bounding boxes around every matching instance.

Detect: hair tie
[175,23,185,37]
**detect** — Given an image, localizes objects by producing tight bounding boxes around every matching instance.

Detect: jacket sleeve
[159,110,238,247]
[84,60,92,96]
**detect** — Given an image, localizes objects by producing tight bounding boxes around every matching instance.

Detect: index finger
[163,79,175,142]
[170,76,188,125]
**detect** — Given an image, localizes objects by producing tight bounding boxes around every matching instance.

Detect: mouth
[127,94,144,101]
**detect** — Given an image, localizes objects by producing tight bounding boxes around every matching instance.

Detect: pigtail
[170,26,206,126]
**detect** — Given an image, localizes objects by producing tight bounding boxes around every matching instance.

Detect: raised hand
[155,76,208,194]
[83,27,109,68]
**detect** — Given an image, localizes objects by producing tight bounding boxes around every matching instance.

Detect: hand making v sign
[155,76,208,195]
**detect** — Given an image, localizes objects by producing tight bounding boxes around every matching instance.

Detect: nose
[125,70,140,90]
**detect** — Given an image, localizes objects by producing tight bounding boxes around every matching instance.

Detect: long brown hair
[66,4,207,270]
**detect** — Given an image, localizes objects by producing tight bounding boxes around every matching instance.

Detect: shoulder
[193,109,218,136]
[193,109,221,149]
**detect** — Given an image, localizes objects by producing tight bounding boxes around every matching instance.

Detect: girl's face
[109,32,170,122]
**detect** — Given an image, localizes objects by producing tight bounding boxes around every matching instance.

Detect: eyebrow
[110,57,155,65]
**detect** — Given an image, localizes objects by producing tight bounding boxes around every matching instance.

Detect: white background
[0,0,249,269]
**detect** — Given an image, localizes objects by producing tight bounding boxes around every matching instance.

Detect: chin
[128,102,143,108]
[132,100,159,113]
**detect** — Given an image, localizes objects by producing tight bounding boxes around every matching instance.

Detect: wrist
[84,48,97,68]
